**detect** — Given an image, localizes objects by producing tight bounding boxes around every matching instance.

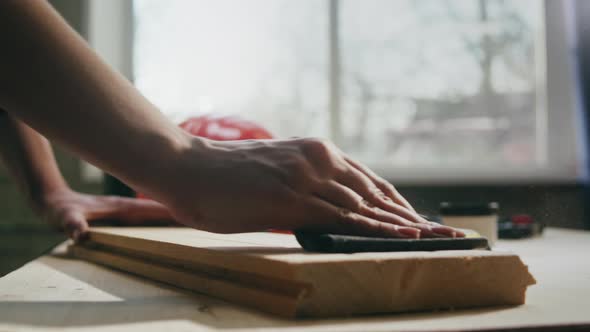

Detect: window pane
[339,0,545,169]
[134,0,548,178]
[134,0,328,137]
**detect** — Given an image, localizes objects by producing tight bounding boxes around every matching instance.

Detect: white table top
[0,228,589,332]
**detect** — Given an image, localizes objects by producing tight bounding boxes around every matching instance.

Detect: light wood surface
[68,227,535,317]
[0,228,588,331]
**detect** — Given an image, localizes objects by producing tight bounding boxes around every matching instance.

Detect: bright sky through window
[134,0,545,171]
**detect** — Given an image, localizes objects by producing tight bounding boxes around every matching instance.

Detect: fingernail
[362,199,374,208]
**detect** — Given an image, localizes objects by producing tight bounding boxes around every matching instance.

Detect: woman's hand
[158,137,464,238]
[38,188,174,241]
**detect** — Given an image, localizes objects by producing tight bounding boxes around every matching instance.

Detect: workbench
[1,228,589,332]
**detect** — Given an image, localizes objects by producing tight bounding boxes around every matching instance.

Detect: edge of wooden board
[86,227,536,282]
[74,228,536,318]
[87,228,301,279]
[68,244,304,318]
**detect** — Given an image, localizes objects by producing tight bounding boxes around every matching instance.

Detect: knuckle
[302,137,332,158]
[353,198,367,212]
[366,184,386,201]
[363,217,388,236]
[375,178,391,190]
[334,207,355,224]
[337,207,352,219]
[374,221,388,234]
[394,217,412,227]
[334,208,370,230]
[383,182,398,195]
[357,199,377,216]
[300,138,345,177]
[370,185,383,195]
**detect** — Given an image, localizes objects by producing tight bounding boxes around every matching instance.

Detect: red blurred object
[511,214,534,225]
[179,115,273,141]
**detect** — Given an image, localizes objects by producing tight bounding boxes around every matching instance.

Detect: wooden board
[69,227,535,318]
[1,228,589,332]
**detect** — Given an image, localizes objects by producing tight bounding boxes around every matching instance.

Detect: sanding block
[295,232,490,253]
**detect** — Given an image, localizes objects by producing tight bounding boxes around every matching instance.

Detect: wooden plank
[69,227,536,317]
[68,245,303,317]
[1,228,589,331]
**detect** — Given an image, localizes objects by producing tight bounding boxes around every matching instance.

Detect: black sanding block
[295,232,490,253]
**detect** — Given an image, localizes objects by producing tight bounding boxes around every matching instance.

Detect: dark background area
[1,0,590,277]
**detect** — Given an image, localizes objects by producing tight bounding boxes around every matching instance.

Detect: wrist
[29,183,72,216]
[122,131,205,199]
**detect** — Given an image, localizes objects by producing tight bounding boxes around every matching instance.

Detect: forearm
[0,110,69,212]
[0,1,450,238]
[0,0,192,199]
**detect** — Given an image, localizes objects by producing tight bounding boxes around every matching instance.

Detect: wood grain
[69,227,536,317]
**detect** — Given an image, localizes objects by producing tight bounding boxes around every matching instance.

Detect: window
[337,1,544,169]
[133,1,329,136]
[124,0,583,182]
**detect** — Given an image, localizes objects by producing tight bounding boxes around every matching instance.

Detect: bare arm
[0,110,173,240]
[0,0,188,198]
[0,109,67,210]
[0,0,463,238]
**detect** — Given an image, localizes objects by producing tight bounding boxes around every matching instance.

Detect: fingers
[335,165,425,224]
[360,206,460,238]
[343,156,415,212]
[329,170,464,237]
[293,138,463,238]
[61,211,89,243]
[335,163,464,237]
[314,180,364,211]
[315,181,458,238]
[301,196,421,238]
[89,196,175,224]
